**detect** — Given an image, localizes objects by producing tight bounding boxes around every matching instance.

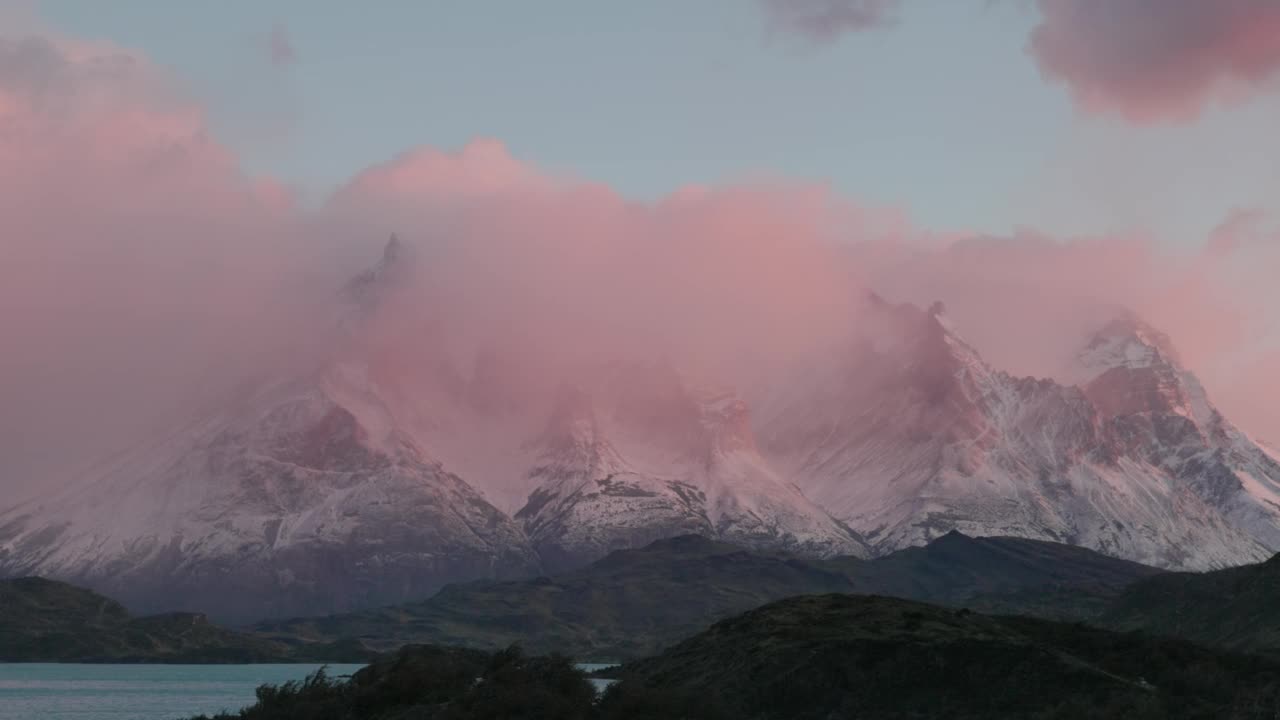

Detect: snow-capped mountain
[1073,313,1280,558]
[5,236,1280,621]
[515,366,867,570]
[758,297,1280,570]
[0,238,541,622]
[0,238,862,620]
[0,373,541,623]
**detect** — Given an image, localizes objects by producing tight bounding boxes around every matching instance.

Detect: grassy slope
[612,593,1280,719]
[1102,554,1280,654]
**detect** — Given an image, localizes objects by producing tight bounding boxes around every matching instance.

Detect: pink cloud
[0,32,311,499]
[1231,349,1280,446]
[859,223,1280,445]
[1029,0,1280,123]
[331,139,557,208]
[4,22,1280,506]
[327,139,871,384]
[328,140,1280,446]
[761,0,899,45]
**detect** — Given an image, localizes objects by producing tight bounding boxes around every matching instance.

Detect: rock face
[758,297,1280,570]
[4,236,1280,621]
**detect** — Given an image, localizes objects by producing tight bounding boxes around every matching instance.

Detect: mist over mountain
[4,231,1280,621]
[3,20,1280,626]
[5,5,1280,720]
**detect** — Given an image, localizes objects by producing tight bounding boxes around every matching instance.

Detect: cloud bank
[1029,0,1280,123]
[758,0,1280,122]
[2,23,1279,502]
[0,33,316,497]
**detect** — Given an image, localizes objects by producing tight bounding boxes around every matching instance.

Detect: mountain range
[14,529,1280,669]
[3,235,1280,621]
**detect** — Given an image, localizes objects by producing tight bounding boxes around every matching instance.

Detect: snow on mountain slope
[757,297,1280,570]
[0,373,541,623]
[336,276,870,571]
[0,236,860,621]
[0,239,542,622]
[515,365,869,570]
[1073,313,1280,558]
[5,232,1279,622]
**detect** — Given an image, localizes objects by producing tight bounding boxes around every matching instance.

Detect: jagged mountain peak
[606,367,767,463]
[758,296,1280,570]
[1065,311,1219,429]
[382,232,405,264]
[8,256,1280,624]
[1074,309,1184,381]
[339,233,413,316]
[857,296,988,375]
[858,298,1000,427]
[0,374,542,623]
[930,528,973,546]
[528,383,610,463]
[514,362,868,569]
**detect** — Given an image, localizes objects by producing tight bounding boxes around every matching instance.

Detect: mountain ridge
[608,592,1280,720]
[0,576,373,663]
[253,531,1162,659]
[761,296,1280,569]
[4,237,1280,621]
[1100,550,1280,655]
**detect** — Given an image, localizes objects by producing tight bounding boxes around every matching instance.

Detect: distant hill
[0,577,373,663]
[1101,553,1280,654]
[36,528,1275,670]
[845,529,1164,619]
[255,534,852,660]
[609,593,1280,719]
[257,532,1162,659]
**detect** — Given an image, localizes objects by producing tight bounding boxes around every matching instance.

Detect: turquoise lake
[0,662,618,718]
[0,664,366,720]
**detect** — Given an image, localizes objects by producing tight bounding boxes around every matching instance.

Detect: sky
[2,0,1280,498]
[24,0,1280,246]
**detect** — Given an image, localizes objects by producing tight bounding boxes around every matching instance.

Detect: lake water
[0,664,366,720]
[0,662,619,719]
[577,663,620,695]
